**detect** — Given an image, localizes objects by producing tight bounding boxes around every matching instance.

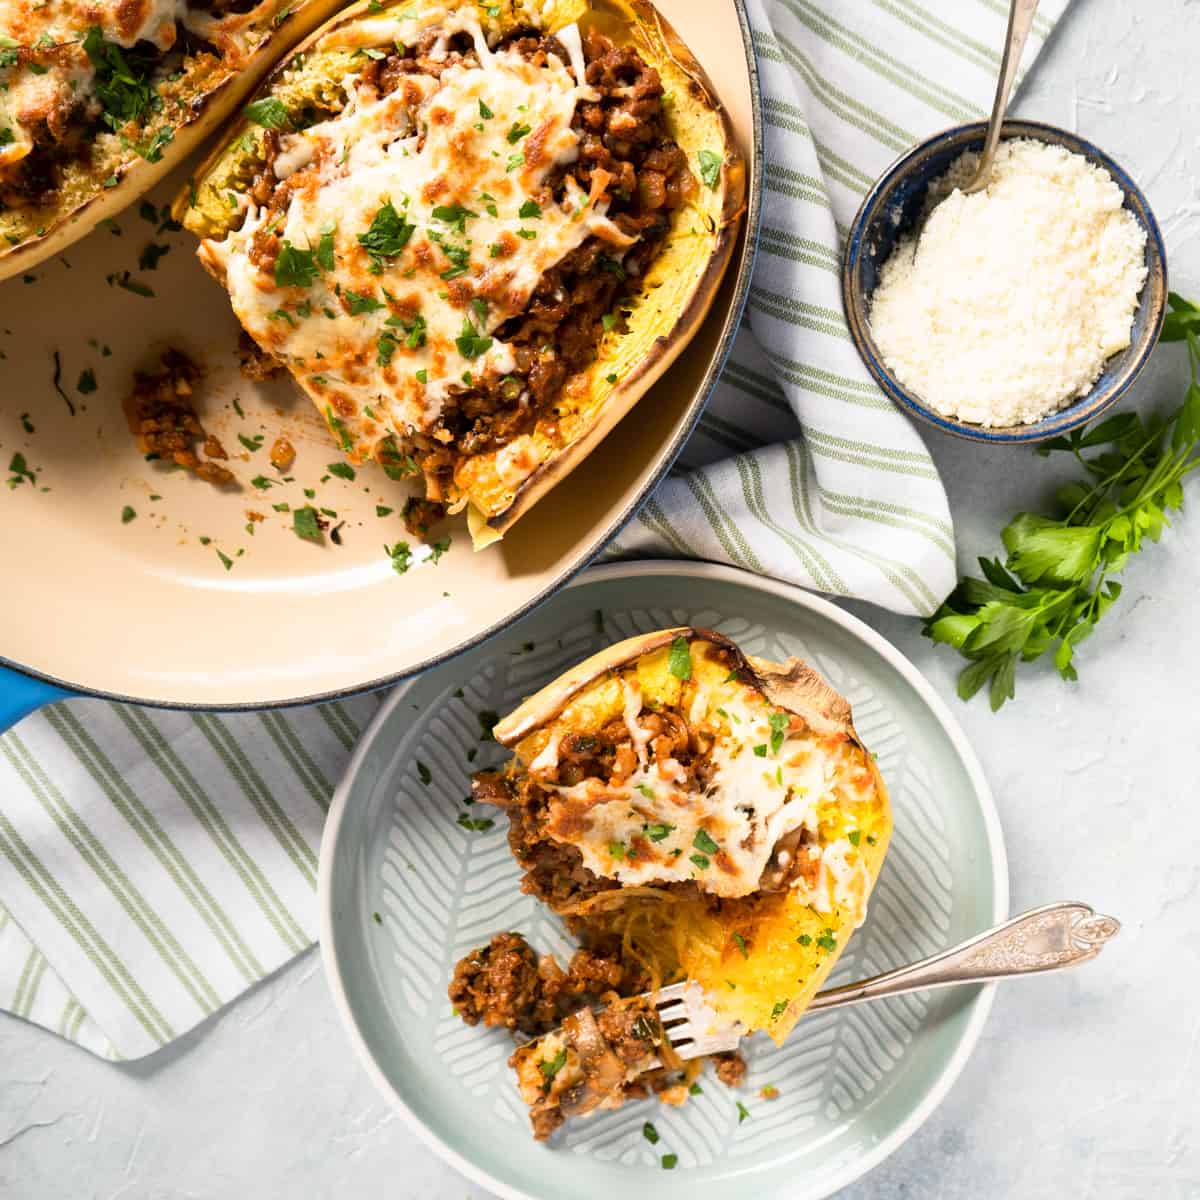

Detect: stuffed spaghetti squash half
[455,628,891,1139]
[0,0,334,278]
[180,0,744,547]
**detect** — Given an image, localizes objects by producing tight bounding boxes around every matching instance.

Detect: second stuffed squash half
[179,0,745,547]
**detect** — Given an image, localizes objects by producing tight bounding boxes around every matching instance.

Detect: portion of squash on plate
[0,0,334,278]
[178,0,744,548]
[453,627,892,1139]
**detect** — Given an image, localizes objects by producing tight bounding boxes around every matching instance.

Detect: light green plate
[319,561,1007,1199]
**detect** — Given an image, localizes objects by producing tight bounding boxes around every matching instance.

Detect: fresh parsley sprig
[924,293,1200,710]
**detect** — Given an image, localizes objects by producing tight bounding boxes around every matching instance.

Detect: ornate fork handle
[807,902,1120,1013]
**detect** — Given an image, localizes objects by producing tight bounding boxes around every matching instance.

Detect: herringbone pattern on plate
[373,604,955,1167]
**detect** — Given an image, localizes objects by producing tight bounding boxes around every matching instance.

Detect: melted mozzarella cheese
[541,682,870,901]
[202,20,630,457]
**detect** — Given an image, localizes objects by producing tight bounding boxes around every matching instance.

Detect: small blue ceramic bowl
[841,119,1167,444]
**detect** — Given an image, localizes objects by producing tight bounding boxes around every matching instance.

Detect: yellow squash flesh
[177,0,745,548]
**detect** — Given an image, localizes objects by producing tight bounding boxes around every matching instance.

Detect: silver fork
[654,901,1119,1060]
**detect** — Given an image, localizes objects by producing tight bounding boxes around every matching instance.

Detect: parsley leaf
[274,241,319,289]
[292,506,322,542]
[346,289,384,315]
[244,96,292,129]
[698,148,722,190]
[768,711,788,754]
[539,1048,567,1082]
[667,635,692,680]
[455,315,492,360]
[924,294,1200,710]
[83,28,157,130]
[693,828,719,855]
[358,201,415,270]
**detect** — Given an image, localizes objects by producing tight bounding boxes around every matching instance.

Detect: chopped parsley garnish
[515,228,537,240]
[768,711,788,754]
[77,368,97,394]
[431,203,478,234]
[129,126,173,163]
[216,549,234,571]
[736,1101,750,1124]
[376,504,393,517]
[244,96,292,129]
[661,1154,678,1170]
[120,505,136,524]
[429,536,451,563]
[642,1122,659,1145]
[327,462,356,481]
[693,828,719,855]
[326,406,354,453]
[315,227,336,272]
[770,999,789,1020]
[506,152,525,172]
[345,289,384,315]
[458,814,495,833]
[608,841,627,861]
[478,99,494,119]
[83,27,157,130]
[645,822,674,842]
[688,1082,702,1096]
[690,852,710,870]
[238,433,264,453]
[635,783,655,800]
[698,148,722,190]
[376,331,399,365]
[415,369,428,384]
[752,743,767,757]
[250,475,273,490]
[385,312,427,349]
[416,761,431,785]
[358,201,415,271]
[385,541,412,574]
[0,128,12,148]
[274,241,320,288]
[816,930,838,953]
[518,199,542,219]
[732,931,748,959]
[292,507,322,542]
[796,933,812,946]
[598,255,626,281]
[538,1048,567,1083]
[848,830,862,847]
[667,635,692,680]
[437,241,471,280]
[601,313,618,332]
[506,121,531,143]
[138,242,170,271]
[455,315,493,360]
[272,502,290,513]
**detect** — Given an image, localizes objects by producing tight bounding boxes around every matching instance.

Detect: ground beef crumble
[123,350,235,486]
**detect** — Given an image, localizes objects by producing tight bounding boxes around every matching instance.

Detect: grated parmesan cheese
[869,138,1148,427]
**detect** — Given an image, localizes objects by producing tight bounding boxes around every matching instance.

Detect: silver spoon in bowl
[963,0,1042,193]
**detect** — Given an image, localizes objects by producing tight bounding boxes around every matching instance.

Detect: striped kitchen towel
[0,0,1071,1060]
[610,0,1068,617]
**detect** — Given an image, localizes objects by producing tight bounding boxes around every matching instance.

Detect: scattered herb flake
[667,635,692,681]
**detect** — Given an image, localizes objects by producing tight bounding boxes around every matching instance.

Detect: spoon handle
[806,902,1119,1013]
[965,0,1041,193]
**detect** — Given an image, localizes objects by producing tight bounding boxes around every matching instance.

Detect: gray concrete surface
[2,1,1198,1196]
